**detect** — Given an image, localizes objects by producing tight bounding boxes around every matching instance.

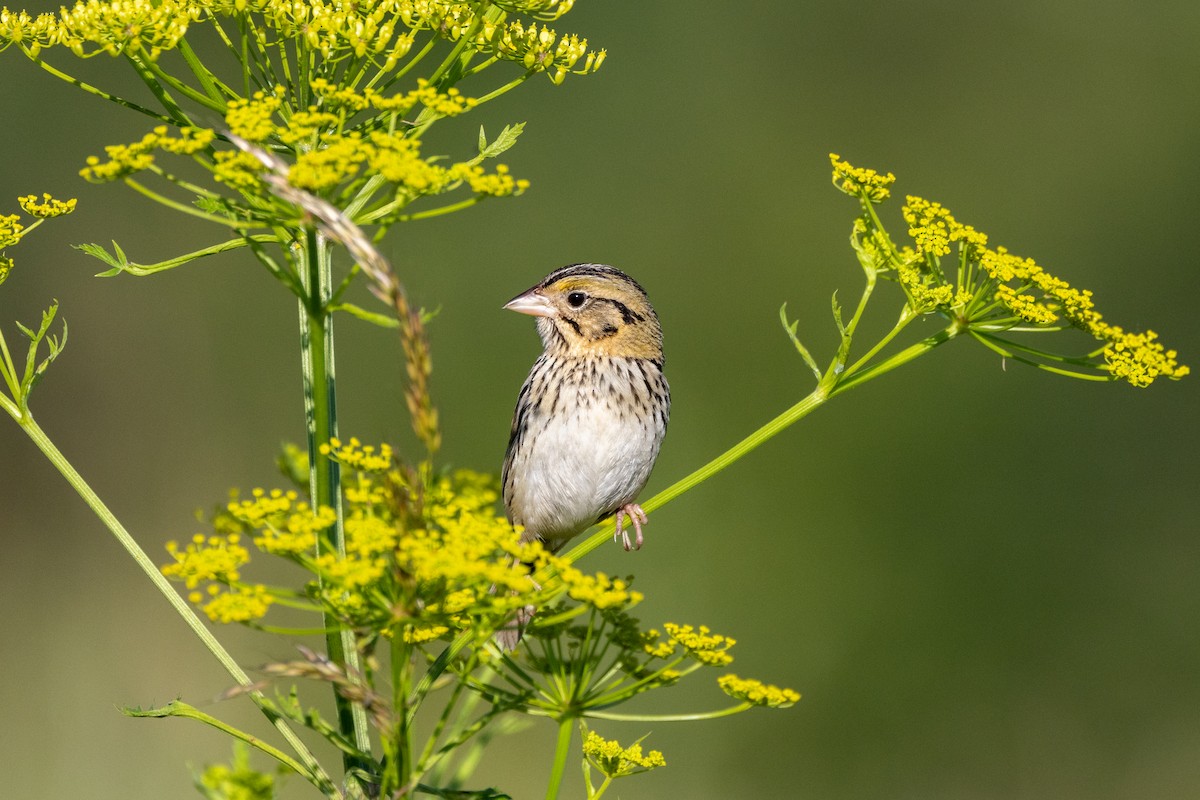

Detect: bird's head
[504,263,663,360]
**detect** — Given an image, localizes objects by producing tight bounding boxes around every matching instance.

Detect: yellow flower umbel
[718,675,801,709]
[581,727,665,797]
[0,193,77,287]
[582,730,665,776]
[824,155,1187,388]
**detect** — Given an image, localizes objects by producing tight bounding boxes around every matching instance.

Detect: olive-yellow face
[503,264,663,361]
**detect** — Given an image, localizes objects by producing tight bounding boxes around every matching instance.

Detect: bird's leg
[613,503,649,551]
[494,559,543,651]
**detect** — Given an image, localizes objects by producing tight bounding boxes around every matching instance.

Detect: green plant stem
[564,322,963,563]
[545,716,574,800]
[585,703,751,722]
[125,700,311,777]
[13,414,335,795]
[25,52,169,122]
[296,230,373,770]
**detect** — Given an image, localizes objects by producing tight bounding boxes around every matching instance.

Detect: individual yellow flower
[718,674,801,708]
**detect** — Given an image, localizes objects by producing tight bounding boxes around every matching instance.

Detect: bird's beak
[503,290,556,318]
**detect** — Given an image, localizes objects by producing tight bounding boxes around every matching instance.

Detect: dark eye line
[599,297,643,325]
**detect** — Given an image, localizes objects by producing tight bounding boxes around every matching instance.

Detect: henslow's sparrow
[502,263,670,554]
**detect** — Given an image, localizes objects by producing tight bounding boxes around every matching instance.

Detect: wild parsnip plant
[0,1,1188,798]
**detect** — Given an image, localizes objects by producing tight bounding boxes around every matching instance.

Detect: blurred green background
[2,2,1199,798]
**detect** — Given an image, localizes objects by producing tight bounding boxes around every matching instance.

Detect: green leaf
[476,122,525,163]
[17,301,67,406]
[329,302,400,328]
[75,240,129,277]
[831,290,846,336]
[779,303,822,381]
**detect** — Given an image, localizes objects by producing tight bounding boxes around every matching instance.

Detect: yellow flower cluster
[0,213,23,249]
[225,89,285,142]
[978,245,1189,386]
[552,565,642,610]
[497,0,577,22]
[162,532,249,588]
[212,150,266,192]
[18,194,77,218]
[1104,329,1188,388]
[1,0,200,59]
[448,163,530,197]
[582,730,666,777]
[2,0,606,83]
[903,195,988,261]
[896,262,956,311]
[198,583,274,623]
[0,9,51,55]
[475,18,604,84]
[994,284,1057,325]
[835,157,1188,387]
[717,674,800,708]
[310,77,477,118]
[163,441,694,641]
[0,193,76,286]
[80,125,214,182]
[655,622,736,666]
[226,488,336,555]
[830,152,895,203]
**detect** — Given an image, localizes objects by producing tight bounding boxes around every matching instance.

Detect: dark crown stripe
[541,263,649,298]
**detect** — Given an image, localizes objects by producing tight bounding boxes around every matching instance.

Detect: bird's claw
[614,503,648,551]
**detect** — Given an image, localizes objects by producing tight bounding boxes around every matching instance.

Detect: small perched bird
[502,263,670,555]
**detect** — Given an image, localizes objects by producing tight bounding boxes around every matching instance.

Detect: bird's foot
[613,503,648,551]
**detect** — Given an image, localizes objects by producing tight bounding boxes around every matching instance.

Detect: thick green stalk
[545,716,574,800]
[296,231,372,767]
[13,414,335,795]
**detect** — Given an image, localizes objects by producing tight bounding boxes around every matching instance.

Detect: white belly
[504,358,667,547]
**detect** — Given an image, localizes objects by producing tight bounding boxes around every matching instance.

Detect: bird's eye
[566,291,587,308]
